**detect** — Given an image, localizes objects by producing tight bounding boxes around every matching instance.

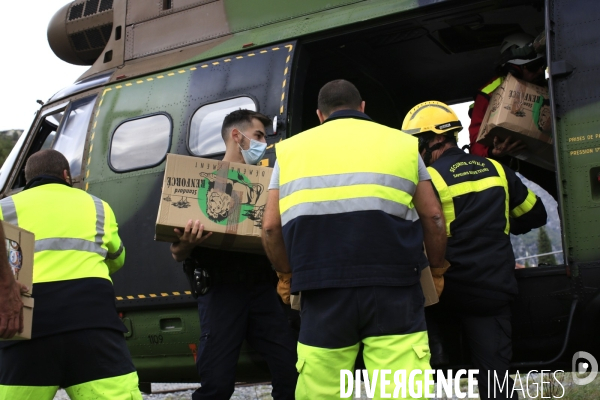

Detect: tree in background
[0,130,21,166]
[537,227,557,265]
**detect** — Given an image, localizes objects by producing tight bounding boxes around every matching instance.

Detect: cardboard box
[1,221,35,340]
[156,154,272,253]
[477,73,555,171]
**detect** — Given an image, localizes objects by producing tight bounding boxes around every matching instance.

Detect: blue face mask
[238,132,267,165]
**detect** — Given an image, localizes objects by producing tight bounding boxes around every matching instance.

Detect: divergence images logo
[572,351,598,386]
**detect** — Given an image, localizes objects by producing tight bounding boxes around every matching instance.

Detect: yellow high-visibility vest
[277,118,420,226]
[0,183,124,284]
[275,115,425,292]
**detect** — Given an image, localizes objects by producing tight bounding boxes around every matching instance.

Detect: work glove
[430,260,451,298]
[276,272,292,305]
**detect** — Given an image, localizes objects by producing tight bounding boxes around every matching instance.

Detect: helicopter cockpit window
[40,111,64,150]
[109,113,172,172]
[52,95,97,177]
[188,97,256,157]
[1,105,68,191]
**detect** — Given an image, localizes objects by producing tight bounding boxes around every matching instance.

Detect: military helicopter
[1,0,599,390]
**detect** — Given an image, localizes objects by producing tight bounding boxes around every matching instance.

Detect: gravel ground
[52,374,600,399]
[53,383,274,400]
[51,382,457,399]
[52,382,385,399]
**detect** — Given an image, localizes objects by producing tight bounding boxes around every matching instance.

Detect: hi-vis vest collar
[323,109,372,124]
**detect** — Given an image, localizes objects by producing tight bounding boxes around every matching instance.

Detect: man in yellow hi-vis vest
[402,101,547,400]
[0,150,142,400]
[262,80,448,399]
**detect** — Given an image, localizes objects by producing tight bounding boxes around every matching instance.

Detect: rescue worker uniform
[274,110,432,399]
[187,248,298,400]
[426,147,547,399]
[0,176,141,400]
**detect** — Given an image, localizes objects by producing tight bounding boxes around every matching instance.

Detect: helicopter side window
[52,95,97,177]
[188,97,256,157]
[109,113,172,172]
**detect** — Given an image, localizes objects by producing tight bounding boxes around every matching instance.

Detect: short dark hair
[417,132,458,154]
[317,80,362,116]
[24,149,70,183]
[221,109,271,140]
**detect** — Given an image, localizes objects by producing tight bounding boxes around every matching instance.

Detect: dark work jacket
[190,247,274,283]
[430,147,547,301]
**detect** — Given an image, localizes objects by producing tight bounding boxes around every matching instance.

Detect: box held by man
[156,154,272,253]
[477,73,554,170]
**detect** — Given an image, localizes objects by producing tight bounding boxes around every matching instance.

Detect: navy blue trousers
[192,283,298,400]
[427,292,518,400]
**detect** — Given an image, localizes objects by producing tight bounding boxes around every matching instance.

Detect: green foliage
[0,130,21,167]
[525,260,531,268]
[537,226,557,265]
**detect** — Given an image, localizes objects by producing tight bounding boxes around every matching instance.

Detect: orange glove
[430,260,451,298]
[276,272,292,305]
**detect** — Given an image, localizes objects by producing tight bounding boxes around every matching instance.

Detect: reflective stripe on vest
[279,172,416,199]
[281,197,419,226]
[0,197,18,226]
[35,237,107,257]
[511,188,537,218]
[428,158,510,237]
[276,118,420,227]
[91,194,105,247]
[107,242,124,260]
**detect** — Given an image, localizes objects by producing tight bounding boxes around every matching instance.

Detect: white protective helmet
[500,33,543,66]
